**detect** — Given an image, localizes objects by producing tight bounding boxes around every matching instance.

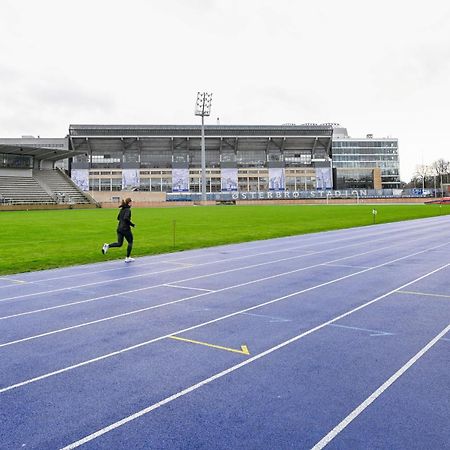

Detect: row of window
[333,161,399,170]
[82,154,397,167]
[333,155,398,162]
[88,175,318,192]
[333,141,397,147]
[332,148,398,155]
[0,154,33,169]
[89,168,314,176]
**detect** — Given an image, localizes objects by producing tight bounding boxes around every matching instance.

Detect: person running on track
[102,197,136,262]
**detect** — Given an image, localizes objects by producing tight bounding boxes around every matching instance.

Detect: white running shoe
[102,243,109,254]
[125,257,135,263]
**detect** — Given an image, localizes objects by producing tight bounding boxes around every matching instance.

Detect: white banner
[315,167,333,190]
[122,169,140,190]
[221,168,238,191]
[268,167,285,191]
[172,168,189,192]
[71,169,89,191]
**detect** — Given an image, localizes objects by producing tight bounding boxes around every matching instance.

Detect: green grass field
[0,204,449,276]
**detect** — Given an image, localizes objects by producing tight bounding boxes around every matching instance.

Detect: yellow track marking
[168,335,250,355]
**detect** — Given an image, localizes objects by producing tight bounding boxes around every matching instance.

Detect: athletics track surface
[0,216,449,449]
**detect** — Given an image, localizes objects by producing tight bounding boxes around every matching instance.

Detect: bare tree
[431,159,450,192]
[414,164,432,190]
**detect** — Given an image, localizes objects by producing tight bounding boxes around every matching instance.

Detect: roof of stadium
[0,142,83,162]
[68,124,334,161]
[69,124,334,137]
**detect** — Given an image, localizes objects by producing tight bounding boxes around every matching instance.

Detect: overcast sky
[1,0,449,181]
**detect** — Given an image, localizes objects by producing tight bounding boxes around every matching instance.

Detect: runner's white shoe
[102,243,109,254]
[125,257,135,263]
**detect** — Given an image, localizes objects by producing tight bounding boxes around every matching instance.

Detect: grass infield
[0,204,449,275]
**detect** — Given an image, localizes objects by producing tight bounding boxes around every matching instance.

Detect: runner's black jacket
[117,205,135,232]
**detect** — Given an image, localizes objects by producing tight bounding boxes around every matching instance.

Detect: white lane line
[0,231,348,289]
[163,284,214,293]
[0,217,442,293]
[59,265,450,450]
[2,224,407,297]
[2,242,444,346]
[0,225,443,317]
[0,235,406,319]
[2,259,448,398]
[0,266,187,303]
[241,312,292,322]
[0,260,169,287]
[0,245,388,344]
[398,290,450,300]
[165,262,195,268]
[311,322,450,450]
[0,277,28,284]
[323,263,371,269]
[328,324,394,337]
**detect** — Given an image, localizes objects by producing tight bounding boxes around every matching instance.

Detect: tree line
[404,158,450,190]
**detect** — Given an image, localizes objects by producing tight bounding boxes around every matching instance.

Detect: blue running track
[0,216,449,449]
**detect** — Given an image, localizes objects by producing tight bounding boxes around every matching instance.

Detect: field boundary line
[0,225,441,308]
[0,235,412,320]
[0,228,425,312]
[0,218,442,290]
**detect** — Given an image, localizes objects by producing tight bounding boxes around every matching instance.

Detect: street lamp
[195,92,213,202]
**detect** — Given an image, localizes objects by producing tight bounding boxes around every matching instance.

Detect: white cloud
[1,0,450,180]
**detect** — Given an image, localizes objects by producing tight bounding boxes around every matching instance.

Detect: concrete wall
[0,168,32,177]
[373,168,382,189]
[39,160,54,170]
[88,191,166,205]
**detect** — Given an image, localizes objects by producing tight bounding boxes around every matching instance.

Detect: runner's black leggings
[109,230,133,257]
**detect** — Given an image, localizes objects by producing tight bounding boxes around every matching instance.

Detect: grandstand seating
[0,169,94,205]
[33,169,93,204]
[0,175,55,204]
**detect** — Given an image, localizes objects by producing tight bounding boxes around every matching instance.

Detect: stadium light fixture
[195,92,213,202]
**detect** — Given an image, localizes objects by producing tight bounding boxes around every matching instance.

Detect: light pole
[195,92,213,202]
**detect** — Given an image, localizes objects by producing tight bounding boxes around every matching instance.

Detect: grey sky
[1,0,449,181]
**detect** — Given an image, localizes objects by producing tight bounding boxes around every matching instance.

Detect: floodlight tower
[195,92,213,202]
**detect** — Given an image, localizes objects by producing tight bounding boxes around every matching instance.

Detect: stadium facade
[69,124,333,195]
[1,124,401,204]
[67,124,400,198]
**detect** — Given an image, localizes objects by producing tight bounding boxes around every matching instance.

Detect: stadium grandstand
[68,123,405,204]
[0,137,97,207]
[1,123,411,208]
[69,124,334,203]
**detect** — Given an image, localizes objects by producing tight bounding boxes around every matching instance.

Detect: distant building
[68,124,334,198]
[332,127,400,189]
[0,137,70,172]
[1,124,401,201]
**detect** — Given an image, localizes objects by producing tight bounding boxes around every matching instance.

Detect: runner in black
[102,197,136,262]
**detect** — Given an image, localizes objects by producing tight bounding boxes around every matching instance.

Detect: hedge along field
[0,204,449,276]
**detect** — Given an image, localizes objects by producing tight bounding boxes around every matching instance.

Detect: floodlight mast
[195,92,213,202]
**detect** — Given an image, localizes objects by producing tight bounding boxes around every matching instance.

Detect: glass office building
[332,127,400,189]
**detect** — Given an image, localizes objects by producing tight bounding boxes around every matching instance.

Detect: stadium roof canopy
[69,124,333,137]
[69,124,334,162]
[0,143,84,162]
